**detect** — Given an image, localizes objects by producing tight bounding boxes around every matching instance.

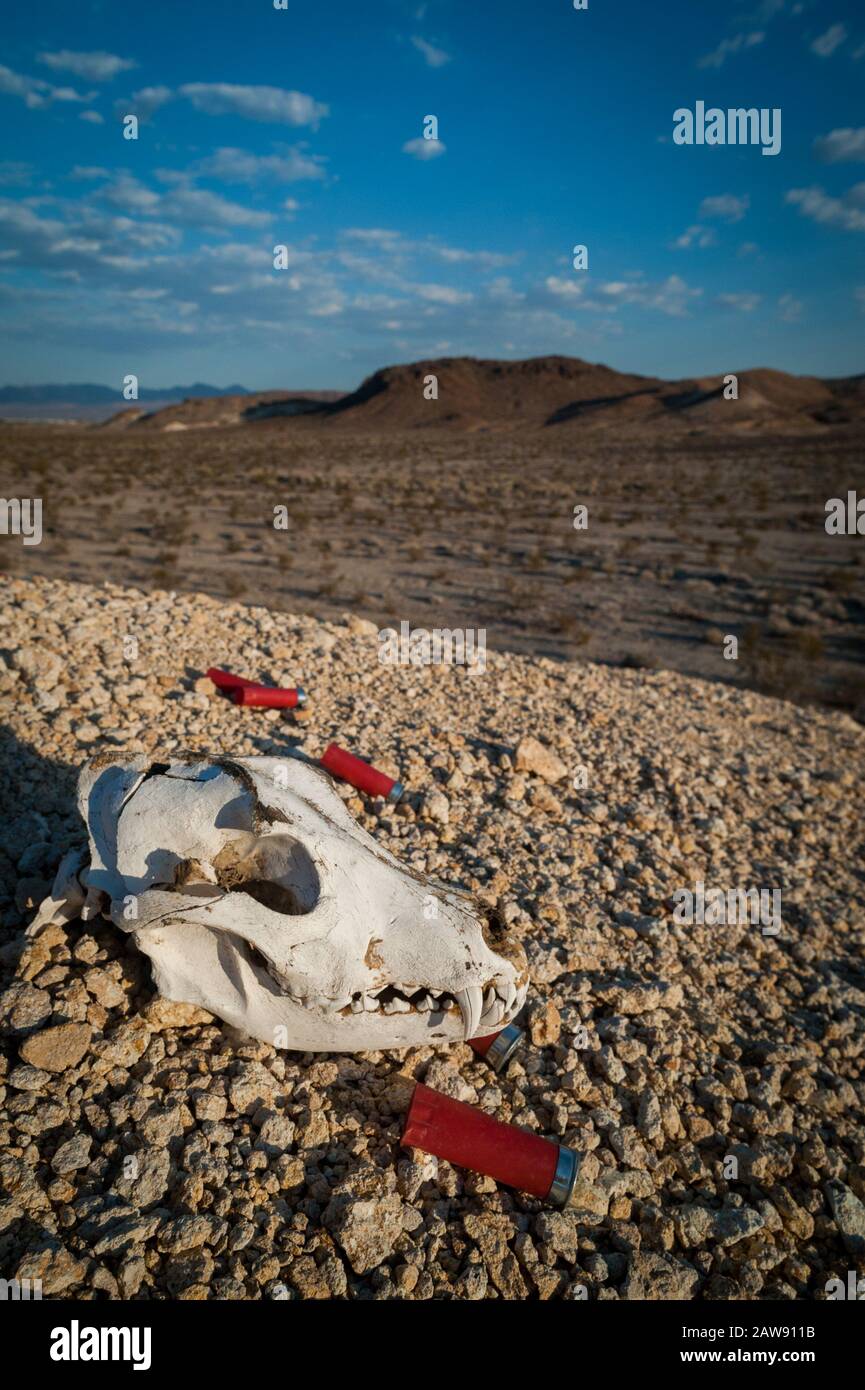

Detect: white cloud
[716,292,761,312]
[0,62,92,108]
[414,283,472,304]
[119,86,173,120]
[102,175,161,214]
[699,193,750,222]
[344,227,402,245]
[813,128,865,162]
[79,110,104,125]
[698,31,764,69]
[161,185,271,229]
[786,183,865,232]
[191,146,326,183]
[599,274,703,317]
[811,24,847,57]
[672,224,717,249]
[411,36,452,67]
[38,50,135,82]
[179,83,328,127]
[402,136,446,160]
[545,275,584,299]
[778,293,803,322]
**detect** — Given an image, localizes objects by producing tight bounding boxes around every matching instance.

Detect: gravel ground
[1,572,864,1301]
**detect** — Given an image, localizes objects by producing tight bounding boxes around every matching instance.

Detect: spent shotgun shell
[402,1082,584,1208]
[320,742,403,802]
[468,1022,525,1072]
[233,684,307,709]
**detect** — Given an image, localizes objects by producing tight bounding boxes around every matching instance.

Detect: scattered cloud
[411,36,452,67]
[597,274,703,316]
[119,86,173,121]
[69,166,111,180]
[545,275,584,299]
[188,146,326,184]
[813,127,865,163]
[159,185,271,230]
[698,31,764,69]
[716,292,761,312]
[672,225,717,249]
[402,136,446,160]
[786,183,865,232]
[699,193,750,222]
[37,50,135,82]
[0,62,92,108]
[179,83,328,127]
[79,110,104,125]
[414,283,471,305]
[811,24,847,58]
[778,293,803,322]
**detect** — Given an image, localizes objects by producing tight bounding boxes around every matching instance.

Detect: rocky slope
[0,573,863,1301]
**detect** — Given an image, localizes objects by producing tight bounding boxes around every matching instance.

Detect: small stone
[528,999,561,1046]
[514,736,567,784]
[51,1134,92,1175]
[422,790,450,824]
[142,998,214,1029]
[326,1190,406,1275]
[20,1022,91,1072]
[825,1181,865,1259]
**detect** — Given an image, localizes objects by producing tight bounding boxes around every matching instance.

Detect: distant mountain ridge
[0,382,250,405]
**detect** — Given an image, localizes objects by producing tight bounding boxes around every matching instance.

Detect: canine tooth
[454,986,483,1040]
[504,981,517,1014]
[481,997,505,1029]
[484,987,496,1012]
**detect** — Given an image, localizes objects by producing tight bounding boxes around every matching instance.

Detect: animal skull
[33,755,529,1052]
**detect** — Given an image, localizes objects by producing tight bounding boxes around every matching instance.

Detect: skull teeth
[281,978,524,1026]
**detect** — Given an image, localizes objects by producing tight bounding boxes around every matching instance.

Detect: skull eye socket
[213,833,320,916]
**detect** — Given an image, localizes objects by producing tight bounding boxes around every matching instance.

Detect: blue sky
[0,0,863,388]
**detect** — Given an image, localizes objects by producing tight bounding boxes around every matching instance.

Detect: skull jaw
[137,921,524,1052]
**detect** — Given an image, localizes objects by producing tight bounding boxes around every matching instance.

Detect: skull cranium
[34,754,529,1051]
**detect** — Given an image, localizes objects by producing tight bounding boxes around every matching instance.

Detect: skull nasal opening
[212,833,320,916]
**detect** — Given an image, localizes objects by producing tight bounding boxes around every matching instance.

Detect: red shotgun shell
[320,742,403,803]
[402,1083,580,1207]
[233,684,307,709]
[206,666,256,692]
[469,1022,525,1073]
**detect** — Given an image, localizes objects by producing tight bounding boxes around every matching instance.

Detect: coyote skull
[33,755,528,1052]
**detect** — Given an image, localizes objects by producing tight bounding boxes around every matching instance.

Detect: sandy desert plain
[0,356,864,1302]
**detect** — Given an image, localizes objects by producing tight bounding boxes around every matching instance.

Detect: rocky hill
[98,356,865,435]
